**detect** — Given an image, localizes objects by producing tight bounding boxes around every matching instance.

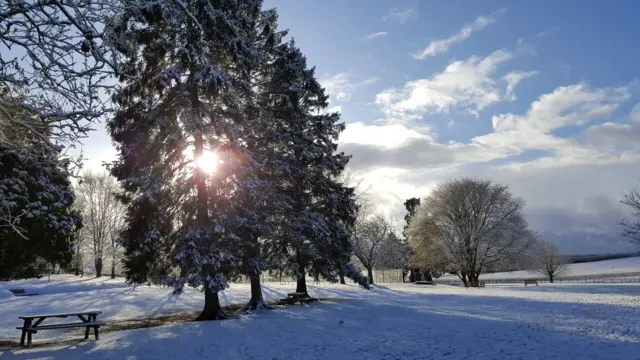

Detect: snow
[2,275,640,359]
[440,256,640,281]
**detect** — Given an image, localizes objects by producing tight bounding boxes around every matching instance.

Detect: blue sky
[82,0,640,254]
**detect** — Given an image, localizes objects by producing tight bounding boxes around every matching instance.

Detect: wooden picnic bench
[16,311,104,348]
[279,292,316,306]
[9,288,39,297]
[524,279,538,286]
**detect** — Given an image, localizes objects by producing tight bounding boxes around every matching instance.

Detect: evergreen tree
[107,0,264,320]
[403,197,424,282]
[229,7,292,311]
[403,197,421,239]
[0,143,81,280]
[260,41,367,296]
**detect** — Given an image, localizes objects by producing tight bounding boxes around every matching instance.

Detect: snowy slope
[2,275,640,359]
[440,256,640,281]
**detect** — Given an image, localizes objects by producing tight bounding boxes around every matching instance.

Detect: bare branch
[533,240,569,282]
[620,188,640,245]
[410,177,534,286]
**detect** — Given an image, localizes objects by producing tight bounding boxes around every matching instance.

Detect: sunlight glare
[196,151,218,174]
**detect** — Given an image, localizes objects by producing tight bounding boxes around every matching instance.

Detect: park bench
[9,288,39,297]
[524,279,538,286]
[279,292,316,306]
[16,311,104,348]
[415,281,436,285]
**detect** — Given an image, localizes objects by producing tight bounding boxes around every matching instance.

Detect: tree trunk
[549,274,554,283]
[111,263,116,279]
[414,268,423,282]
[458,271,469,287]
[424,270,433,282]
[242,275,269,311]
[195,286,227,321]
[95,258,102,278]
[467,272,479,287]
[338,267,346,285]
[367,267,374,285]
[296,269,309,297]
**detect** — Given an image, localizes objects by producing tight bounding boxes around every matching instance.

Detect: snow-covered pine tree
[107,0,264,320]
[315,181,369,288]
[0,140,82,280]
[227,7,292,311]
[259,41,367,296]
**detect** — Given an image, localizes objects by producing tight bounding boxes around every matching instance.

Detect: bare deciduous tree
[406,207,448,280]
[75,170,123,277]
[534,240,568,283]
[620,188,640,245]
[413,178,535,287]
[351,213,391,285]
[376,231,410,270]
[0,1,121,151]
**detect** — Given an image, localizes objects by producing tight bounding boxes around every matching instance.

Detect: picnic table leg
[84,324,90,340]
[93,315,99,340]
[20,319,31,347]
[27,331,32,348]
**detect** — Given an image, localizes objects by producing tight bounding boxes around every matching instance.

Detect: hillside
[440,256,640,281]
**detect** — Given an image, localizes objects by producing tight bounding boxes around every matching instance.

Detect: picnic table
[9,288,39,297]
[280,292,317,306]
[16,311,104,348]
[524,279,539,286]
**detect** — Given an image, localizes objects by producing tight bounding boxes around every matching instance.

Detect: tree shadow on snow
[5,294,640,360]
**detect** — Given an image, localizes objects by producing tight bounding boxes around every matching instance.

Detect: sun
[196,151,218,173]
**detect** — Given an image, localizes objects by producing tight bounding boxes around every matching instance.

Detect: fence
[436,276,640,285]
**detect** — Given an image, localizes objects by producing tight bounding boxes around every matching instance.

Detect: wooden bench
[414,281,436,285]
[10,288,39,297]
[279,292,316,306]
[524,279,538,286]
[16,311,104,347]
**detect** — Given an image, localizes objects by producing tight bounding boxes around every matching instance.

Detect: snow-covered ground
[2,275,640,359]
[440,256,640,281]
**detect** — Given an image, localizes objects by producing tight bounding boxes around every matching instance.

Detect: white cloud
[342,82,640,252]
[630,102,640,122]
[412,9,506,60]
[339,122,429,149]
[376,49,513,122]
[471,83,633,170]
[320,73,380,103]
[582,122,640,148]
[361,31,388,41]
[383,7,418,24]
[491,83,629,133]
[503,70,538,100]
[321,73,351,101]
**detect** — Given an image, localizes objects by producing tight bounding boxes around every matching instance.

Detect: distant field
[439,256,640,282]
